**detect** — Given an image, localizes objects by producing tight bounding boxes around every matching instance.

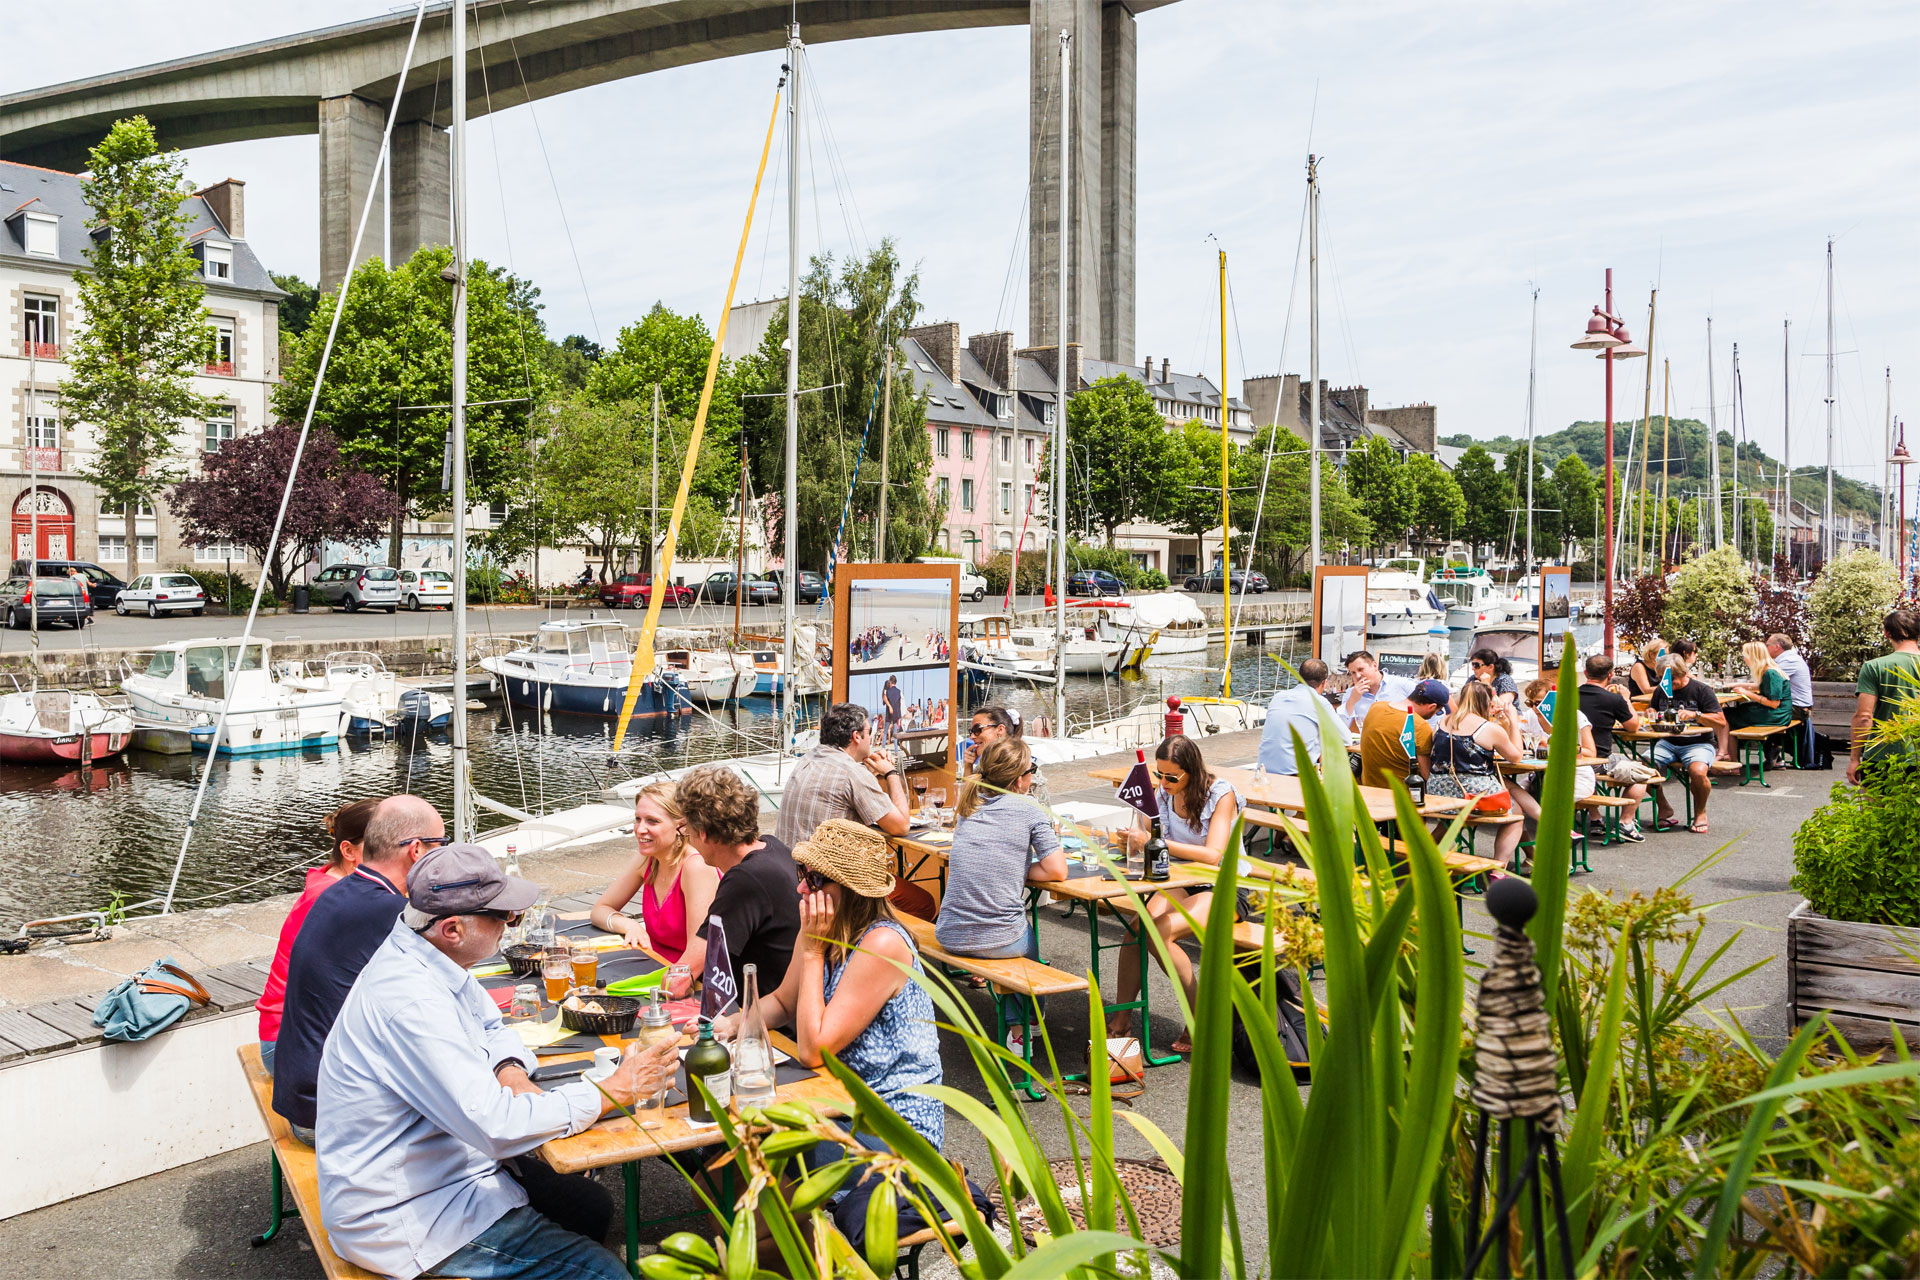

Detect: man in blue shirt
[1337,650,1417,733]
[318,843,677,1279]
[1260,658,1333,775]
[273,793,442,1140]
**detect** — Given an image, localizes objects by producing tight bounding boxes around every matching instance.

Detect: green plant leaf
[1561,927,1632,1249]
[1117,1111,1186,1182]
[1179,822,1246,1280]
[999,1231,1146,1280]
[1527,632,1581,1016]
[1086,973,1119,1274]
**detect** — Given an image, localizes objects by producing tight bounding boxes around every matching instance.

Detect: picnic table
[1496,754,1608,775]
[1087,762,1472,827]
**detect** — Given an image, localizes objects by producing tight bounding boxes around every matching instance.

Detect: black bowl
[560,993,641,1036]
[502,944,545,978]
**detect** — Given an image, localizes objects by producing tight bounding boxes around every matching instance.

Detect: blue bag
[92,957,211,1042]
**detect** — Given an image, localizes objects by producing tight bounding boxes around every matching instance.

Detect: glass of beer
[541,952,571,1005]
[570,941,598,989]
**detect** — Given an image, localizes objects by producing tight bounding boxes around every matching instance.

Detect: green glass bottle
[684,1020,733,1125]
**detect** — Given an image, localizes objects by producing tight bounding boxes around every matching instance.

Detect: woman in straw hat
[590,780,719,967]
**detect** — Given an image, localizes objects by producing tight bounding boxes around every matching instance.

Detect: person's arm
[676,857,720,975]
[1482,718,1526,764]
[790,899,909,1068]
[1692,687,1728,731]
[1168,791,1237,864]
[1614,692,1642,734]
[1026,806,1069,882]
[858,751,913,835]
[1848,691,1877,785]
[590,855,651,948]
[1578,721,1596,758]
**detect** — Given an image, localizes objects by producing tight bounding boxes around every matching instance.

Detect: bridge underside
[0,0,1163,362]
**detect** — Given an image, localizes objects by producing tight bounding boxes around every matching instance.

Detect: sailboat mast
[651,383,660,570]
[1782,319,1791,574]
[1053,28,1069,735]
[1884,367,1893,558]
[1219,249,1233,699]
[781,23,801,756]
[1659,361,1672,566]
[1825,237,1835,564]
[1732,342,1743,559]
[1707,317,1722,550]
[1524,286,1537,575]
[450,0,471,842]
[877,348,892,562]
[1307,154,1321,570]
[1636,290,1657,575]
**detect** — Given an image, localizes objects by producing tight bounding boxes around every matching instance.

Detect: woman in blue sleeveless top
[1427,679,1526,866]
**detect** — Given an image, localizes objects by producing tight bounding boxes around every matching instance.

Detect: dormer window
[24,212,57,256]
[202,240,232,280]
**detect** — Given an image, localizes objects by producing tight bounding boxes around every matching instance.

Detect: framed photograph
[1311,565,1370,669]
[832,563,959,782]
[1538,566,1573,669]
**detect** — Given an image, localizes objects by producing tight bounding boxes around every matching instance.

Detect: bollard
[1163,695,1184,739]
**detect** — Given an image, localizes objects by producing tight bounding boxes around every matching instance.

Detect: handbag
[1439,719,1513,814]
[92,957,211,1042]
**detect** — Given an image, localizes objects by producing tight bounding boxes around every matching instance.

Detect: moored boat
[120,639,343,755]
[478,619,693,719]
[0,689,134,764]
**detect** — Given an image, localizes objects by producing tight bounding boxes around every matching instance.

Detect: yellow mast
[612,81,783,751]
[1219,248,1233,698]
[1657,360,1673,568]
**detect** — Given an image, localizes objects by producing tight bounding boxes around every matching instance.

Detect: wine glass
[926,787,948,826]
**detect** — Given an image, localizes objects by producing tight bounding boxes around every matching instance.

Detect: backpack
[1230,961,1312,1079]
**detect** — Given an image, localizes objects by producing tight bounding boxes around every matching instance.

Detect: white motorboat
[120,638,344,754]
[1093,592,1209,657]
[1074,693,1266,751]
[1367,563,1448,639]
[958,614,1055,680]
[478,619,694,721]
[1428,567,1526,630]
[661,649,755,703]
[0,689,134,765]
[1009,625,1126,675]
[278,650,452,734]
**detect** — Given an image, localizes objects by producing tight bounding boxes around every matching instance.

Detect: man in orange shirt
[1357,679,1448,790]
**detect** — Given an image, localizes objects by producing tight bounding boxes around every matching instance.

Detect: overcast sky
[10,1,1916,494]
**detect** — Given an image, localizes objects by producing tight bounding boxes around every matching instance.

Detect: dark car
[599,573,692,609]
[1066,569,1128,598]
[762,569,826,604]
[1183,568,1269,594]
[9,559,125,610]
[700,571,779,606]
[0,574,95,629]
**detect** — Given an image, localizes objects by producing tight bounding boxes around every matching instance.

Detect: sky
[9,0,1917,496]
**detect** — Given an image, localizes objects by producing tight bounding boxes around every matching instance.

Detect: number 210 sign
[1115,751,1160,820]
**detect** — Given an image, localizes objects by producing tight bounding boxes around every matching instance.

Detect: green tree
[1809,549,1900,679]
[1054,375,1184,545]
[1553,453,1598,563]
[273,246,545,564]
[1406,452,1466,549]
[269,272,320,338]
[1345,437,1414,556]
[738,241,937,567]
[1451,444,1513,555]
[1663,546,1760,668]
[1195,425,1369,583]
[1504,444,1562,564]
[61,116,219,584]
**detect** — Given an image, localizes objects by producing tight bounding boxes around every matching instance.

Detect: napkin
[512,1013,581,1050]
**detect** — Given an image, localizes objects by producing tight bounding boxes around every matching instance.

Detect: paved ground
[0,726,1828,1275]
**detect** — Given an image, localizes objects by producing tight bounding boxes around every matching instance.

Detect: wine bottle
[1144,815,1170,882]
[1406,756,1426,807]
[684,1021,732,1125]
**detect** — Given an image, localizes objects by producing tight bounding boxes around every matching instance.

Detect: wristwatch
[878,768,899,781]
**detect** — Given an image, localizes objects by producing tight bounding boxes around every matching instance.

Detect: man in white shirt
[1259,658,1333,775]
[1767,633,1815,762]
[1337,650,1417,733]
[317,844,678,1280]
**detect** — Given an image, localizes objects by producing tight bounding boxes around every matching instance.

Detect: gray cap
[405,843,542,916]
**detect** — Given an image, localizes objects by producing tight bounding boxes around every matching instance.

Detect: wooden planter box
[1788,900,1920,1049]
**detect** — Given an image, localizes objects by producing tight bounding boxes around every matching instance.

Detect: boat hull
[495,671,692,720]
[1369,610,1445,638]
[0,730,129,765]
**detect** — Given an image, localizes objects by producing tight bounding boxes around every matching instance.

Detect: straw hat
[792,819,897,899]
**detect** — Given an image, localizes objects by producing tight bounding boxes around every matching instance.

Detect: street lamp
[1571,276,1641,658]
[1892,425,1912,592]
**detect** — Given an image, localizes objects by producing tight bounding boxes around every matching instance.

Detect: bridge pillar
[1029,0,1135,367]
[390,119,450,268]
[319,101,449,290]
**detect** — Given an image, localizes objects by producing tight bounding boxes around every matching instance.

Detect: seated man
[1337,650,1417,735]
[1649,655,1726,834]
[1259,658,1332,776]
[1766,632,1815,763]
[1357,678,1447,790]
[677,764,802,997]
[1574,652,1649,841]
[318,843,677,1280]
[274,793,443,1142]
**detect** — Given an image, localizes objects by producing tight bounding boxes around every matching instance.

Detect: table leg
[622,1161,641,1279]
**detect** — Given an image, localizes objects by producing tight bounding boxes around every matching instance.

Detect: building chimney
[967,330,1012,388]
[196,178,245,240]
[1160,358,1169,383]
[906,321,960,380]
[1143,354,1152,382]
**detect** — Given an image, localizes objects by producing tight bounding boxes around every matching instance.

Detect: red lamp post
[1893,425,1911,592]
[1570,270,1642,658]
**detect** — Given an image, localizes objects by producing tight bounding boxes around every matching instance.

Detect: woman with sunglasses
[1110,734,1240,1054]
[1429,679,1528,867]
[590,781,718,966]
[937,739,1069,967]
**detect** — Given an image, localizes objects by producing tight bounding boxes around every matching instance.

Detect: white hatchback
[397,568,456,611]
[116,573,208,618]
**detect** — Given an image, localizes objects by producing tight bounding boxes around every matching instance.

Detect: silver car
[397,568,456,611]
[310,563,401,613]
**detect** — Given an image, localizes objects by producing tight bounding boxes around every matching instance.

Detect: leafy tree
[1405,452,1466,549]
[1809,550,1900,679]
[1184,425,1368,583]
[270,272,320,338]
[166,422,396,596]
[1345,437,1414,556]
[1451,445,1513,554]
[541,334,601,393]
[738,241,938,568]
[1503,444,1562,563]
[1663,546,1759,668]
[273,246,545,565]
[61,116,219,583]
[1053,375,1184,545]
[1553,454,1598,562]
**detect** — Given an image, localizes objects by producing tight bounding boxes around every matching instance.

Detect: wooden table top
[1085,761,1468,824]
[1033,860,1220,902]
[1497,755,1608,774]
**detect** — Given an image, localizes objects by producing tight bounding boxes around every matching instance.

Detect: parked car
[9,559,125,610]
[1183,568,1268,594]
[115,573,208,617]
[0,574,94,629]
[762,569,826,604]
[308,563,402,612]
[599,573,692,609]
[700,571,779,606]
[1066,569,1128,598]
[396,568,456,611]
[912,555,990,602]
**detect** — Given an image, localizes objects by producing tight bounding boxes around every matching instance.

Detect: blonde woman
[591,781,718,966]
[1428,679,1528,866]
[1417,652,1449,681]
[937,738,1068,962]
[1629,638,1666,700]
[1720,638,1791,757]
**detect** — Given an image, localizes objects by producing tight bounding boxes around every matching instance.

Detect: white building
[2,163,281,574]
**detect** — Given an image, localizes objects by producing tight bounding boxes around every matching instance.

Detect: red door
[11,487,75,561]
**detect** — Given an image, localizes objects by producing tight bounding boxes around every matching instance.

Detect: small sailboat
[0,689,133,764]
[481,619,692,719]
[1099,591,1209,657]
[661,648,755,703]
[122,638,344,754]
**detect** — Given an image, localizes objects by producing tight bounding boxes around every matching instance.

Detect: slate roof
[1081,356,1251,415]
[0,159,283,298]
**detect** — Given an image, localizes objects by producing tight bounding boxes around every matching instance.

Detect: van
[913,556,989,602]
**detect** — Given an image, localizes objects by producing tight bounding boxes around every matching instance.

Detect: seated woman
[590,780,718,967]
[1629,639,1666,701]
[1720,639,1792,758]
[1417,651,1449,682]
[256,798,378,1075]
[749,819,948,1251]
[937,738,1068,962]
[1519,677,1598,801]
[1428,679,1528,867]
[1110,733,1239,1055]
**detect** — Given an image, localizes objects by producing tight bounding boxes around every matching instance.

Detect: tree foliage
[269,272,320,338]
[1662,546,1760,669]
[1055,375,1184,545]
[62,116,220,583]
[273,246,545,562]
[1553,453,1599,561]
[1346,437,1414,555]
[166,422,397,595]
[1451,445,1513,553]
[1503,444,1562,562]
[1809,550,1901,679]
[1405,452,1465,548]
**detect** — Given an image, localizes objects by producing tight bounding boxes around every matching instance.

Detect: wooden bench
[1240,807,1308,860]
[896,914,1087,1100]
[237,1042,387,1280]
[1730,723,1792,786]
[895,1220,966,1280]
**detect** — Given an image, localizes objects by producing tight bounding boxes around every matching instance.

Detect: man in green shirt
[1849,609,1920,786]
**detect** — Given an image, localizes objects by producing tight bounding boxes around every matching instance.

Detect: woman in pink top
[591,780,719,967]
[255,797,378,1073]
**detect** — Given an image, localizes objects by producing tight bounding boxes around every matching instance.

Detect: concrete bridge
[0,0,1174,363]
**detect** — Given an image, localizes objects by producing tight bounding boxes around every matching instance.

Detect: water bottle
[504,843,520,879]
[1144,815,1170,882]
[731,964,778,1108]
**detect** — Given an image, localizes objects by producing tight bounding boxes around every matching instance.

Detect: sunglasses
[799,868,832,894]
[404,834,454,849]
[1152,770,1184,785]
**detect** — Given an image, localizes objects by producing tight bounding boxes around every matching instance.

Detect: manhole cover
[988,1157,1181,1250]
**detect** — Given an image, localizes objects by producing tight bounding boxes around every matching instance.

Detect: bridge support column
[319,102,449,290]
[1029,0,1135,366]
[390,119,450,268]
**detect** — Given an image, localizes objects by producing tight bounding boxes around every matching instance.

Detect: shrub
[1613,572,1671,648]
[1809,549,1900,679]
[1134,567,1171,591]
[1661,547,1757,669]
[1751,571,1810,653]
[1792,760,1920,925]
[165,565,277,611]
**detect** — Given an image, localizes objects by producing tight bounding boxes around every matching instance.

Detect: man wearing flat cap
[317,844,678,1280]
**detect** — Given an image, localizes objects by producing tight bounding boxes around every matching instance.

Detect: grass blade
[1561,929,1631,1247]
